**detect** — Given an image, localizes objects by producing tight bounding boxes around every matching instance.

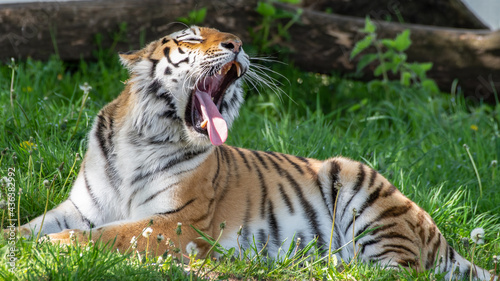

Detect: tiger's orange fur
[13,26,496,280]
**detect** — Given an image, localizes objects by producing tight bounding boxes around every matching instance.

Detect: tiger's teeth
[217,69,222,75]
[200,119,208,129]
[235,63,241,77]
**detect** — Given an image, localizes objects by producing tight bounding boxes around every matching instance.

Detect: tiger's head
[119,26,249,147]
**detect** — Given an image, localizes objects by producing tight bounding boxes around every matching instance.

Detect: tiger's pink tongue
[195,91,228,146]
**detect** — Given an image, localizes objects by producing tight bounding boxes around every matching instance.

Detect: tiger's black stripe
[138,181,179,207]
[278,153,304,175]
[344,182,384,235]
[368,167,377,188]
[426,234,441,269]
[251,150,269,170]
[293,155,317,177]
[159,110,180,120]
[383,243,419,257]
[147,79,162,94]
[95,105,122,194]
[164,67,172,75]
[375,201,412,221]
[131,148,208,185]
[356,222,397,239]
[63,217,70,229]
[216,146,233,202]
[381,184,397,197]
[267,200,281,248]
[259,151,326,248]
[242,197,252,243]
[220,90,239,114]
[233,147,252,171]
[263,151,284,163]
[69,199,93,228]
[212,148,221,186]
[377,232,413,243]
[278,183,295,214]
[192,198,215,225]
[369,248,405,259]
[258,229,267,248]
[163,47,189,67]
[329,160,341,210]
[426,225,436,244]
[253,162,268,219]
[448,244,455,263]
[83,168,103,212]
[158,198,196,215]
[341,163,366,219]
[149,58,159,77]
[360,238,380,254]
[54,217,63,231]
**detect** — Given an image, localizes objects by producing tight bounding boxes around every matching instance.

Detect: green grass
[0,50,499,280]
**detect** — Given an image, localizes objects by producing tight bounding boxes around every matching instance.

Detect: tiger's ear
[119,50,142,69]
[119,41,160,70]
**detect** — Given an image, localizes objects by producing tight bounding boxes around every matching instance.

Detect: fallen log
[276,3,500,103]
[0,0,499,101]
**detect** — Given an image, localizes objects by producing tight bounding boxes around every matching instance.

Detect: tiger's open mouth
[185,61,242,146]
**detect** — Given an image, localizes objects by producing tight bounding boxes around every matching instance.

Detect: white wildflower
[1,177,11,185]
[157,256,164,264]
[156,234,165,243]
[0,200,7,210]
[470,228,485,245]
[186,241,199,257]
[142,227,153,238]
[130,236,138,249]
[79,82,92,93]
[175,222,182,235]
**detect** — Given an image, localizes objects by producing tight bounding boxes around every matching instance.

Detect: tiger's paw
[44,229,88,245]
[3,226,32,240]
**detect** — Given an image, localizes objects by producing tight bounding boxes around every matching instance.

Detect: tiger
[10,26,496,280]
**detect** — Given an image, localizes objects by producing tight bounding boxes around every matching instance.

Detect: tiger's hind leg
[317,156,496,280]
[46,215,212,259]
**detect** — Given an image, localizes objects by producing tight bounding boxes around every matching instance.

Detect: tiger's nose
[221,39,242,54]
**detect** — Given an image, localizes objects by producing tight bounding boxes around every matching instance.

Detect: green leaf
[177,17,189,25]
[256,2,276,17]
[363,16,376,33]
[190,225,225,254]
[401,71,411,86]
[350,35,373,59]
[226,247,235,256]
[367,80,385,92]
[356,53,378,72]
[374,62,392,77]
[193,7,207,24]
[407,62,433,79]
[419,62,433,72]
[422,79,439,93]
[393,29,411,52]
[278,0,301,3]
[381,39,395,49]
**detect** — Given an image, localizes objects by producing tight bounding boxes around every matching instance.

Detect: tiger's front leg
[46,215,212,258]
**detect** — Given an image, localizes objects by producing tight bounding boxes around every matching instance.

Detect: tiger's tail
[439,245,497,281]
[317,157,497,281]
